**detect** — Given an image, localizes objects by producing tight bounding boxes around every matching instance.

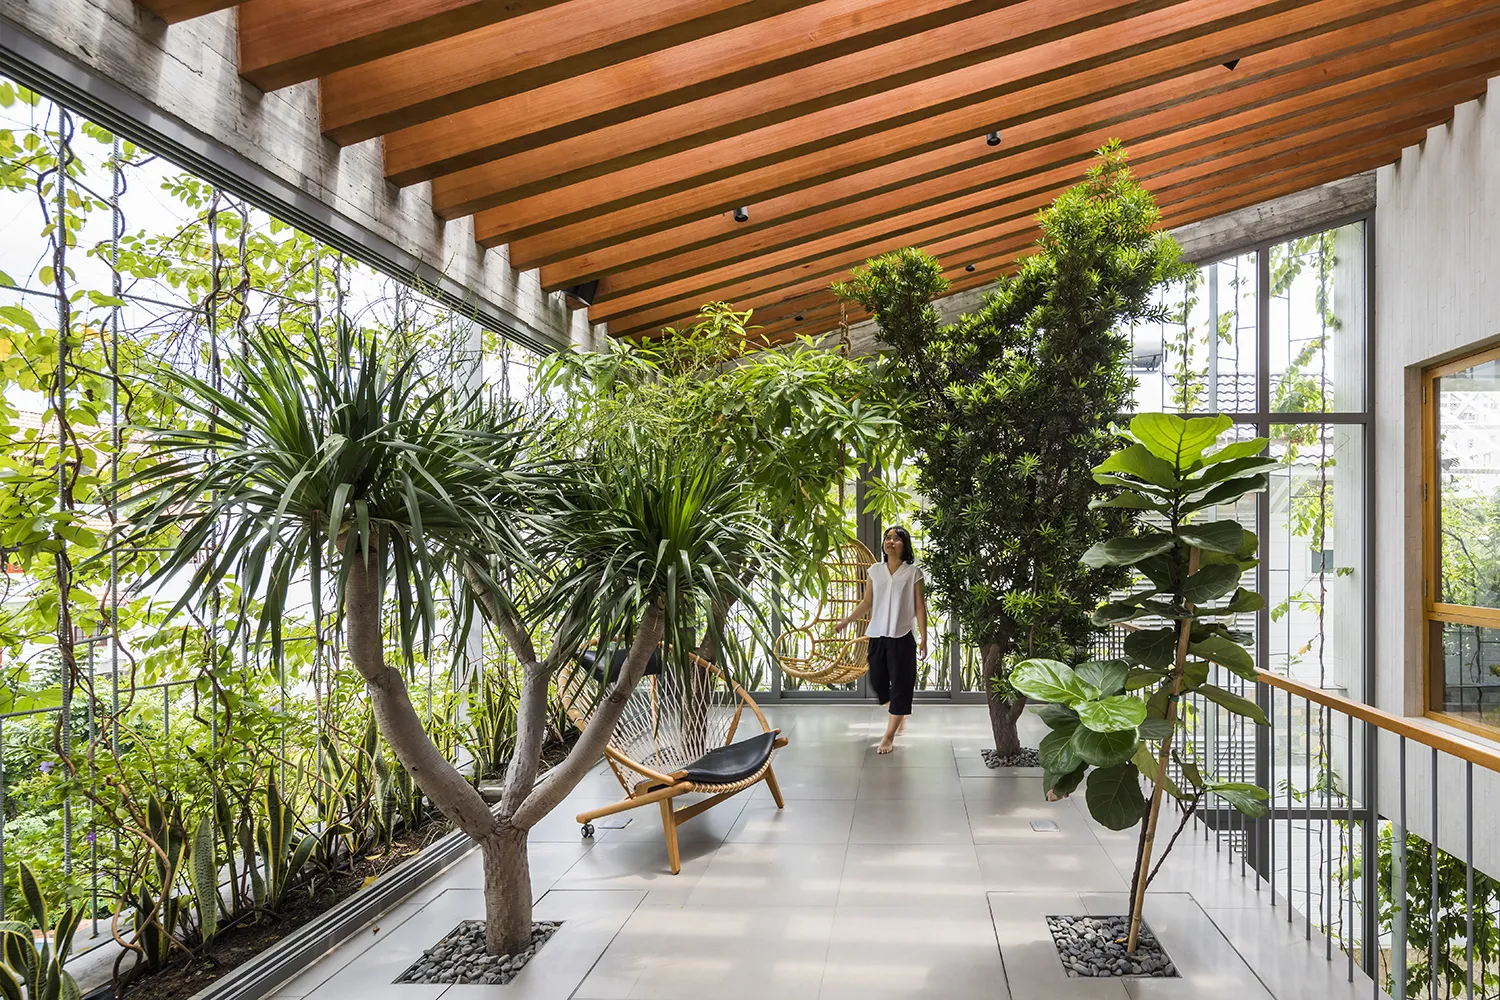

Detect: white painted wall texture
[0,0,599,352]
[1374,75,1500,874]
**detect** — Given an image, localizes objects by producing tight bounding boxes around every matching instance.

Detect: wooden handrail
[1256,670,1500,775]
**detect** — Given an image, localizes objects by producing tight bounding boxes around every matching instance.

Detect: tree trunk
[481,822,532,955]
[980,641,1028,755]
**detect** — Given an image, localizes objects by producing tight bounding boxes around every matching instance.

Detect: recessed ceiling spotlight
[733,206,750,223]
[986,131,1002,146]
[966,263,976,272]
[1223,58,1240,70]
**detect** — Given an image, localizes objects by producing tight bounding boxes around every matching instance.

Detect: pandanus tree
[116,326,775,954]
[837,143,1193,757]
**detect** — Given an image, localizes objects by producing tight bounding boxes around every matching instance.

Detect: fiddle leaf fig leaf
[1039,725,1083,775]
[1124,627,1180,668]
[1209,781,1270,817]
[1129,413,1232,470]
[1189,634,1256,679]
[1198,683,1269,725]
[1176,520,1245,554]
[1073,659,1130,697]
[1076,695,1147,733]
[1182,562,1243,605]
[1085,762,1149,830]
[1081,534,1176,568]
[1071,726,1139,768]
[1094,443,1180,488]
[1037,702,1080,731]
[1046,763,1087,799]
[1012,659,1099,705]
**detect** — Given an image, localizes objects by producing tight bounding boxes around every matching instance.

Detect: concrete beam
[0,1,598,354]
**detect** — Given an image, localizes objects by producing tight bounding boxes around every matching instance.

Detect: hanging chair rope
[774,538,875,685]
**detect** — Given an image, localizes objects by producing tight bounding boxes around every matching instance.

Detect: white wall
[0,0,602,353]
[1375,76,1500,872]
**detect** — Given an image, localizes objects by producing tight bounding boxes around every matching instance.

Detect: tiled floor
[278,705,1385,1000]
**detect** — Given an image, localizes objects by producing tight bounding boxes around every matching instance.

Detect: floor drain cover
[1030,819,1060,832]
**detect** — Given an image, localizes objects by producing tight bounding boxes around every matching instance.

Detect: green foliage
[1374,826,1500,999]
[835,143,1195,722]
[0,863,83,1000]
[1013,413,1270,905]
[536,301,905,604]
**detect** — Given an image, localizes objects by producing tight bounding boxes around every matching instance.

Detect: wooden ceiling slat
[371,0,1022,166]
[440,0,1316,219]
[602,118,1444,335]
[237,0,574,92]
[466,0,1427,243]
[577,38,1500,303]
[136,0,246,22]
[531,1,1495,285]
[386,0,1187,186]
[318,0,836,146]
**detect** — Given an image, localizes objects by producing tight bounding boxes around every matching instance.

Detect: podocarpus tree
[118,326,775,955]
[1013,414,1272,951]
[837,143,1193,756]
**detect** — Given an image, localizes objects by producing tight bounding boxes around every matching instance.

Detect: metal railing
[1172,664,1500,999]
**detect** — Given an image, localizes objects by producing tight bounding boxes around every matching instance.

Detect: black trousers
[868,632,917,716]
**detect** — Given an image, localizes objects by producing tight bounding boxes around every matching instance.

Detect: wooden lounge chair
[773,538,875,686]
[557,645,787,874]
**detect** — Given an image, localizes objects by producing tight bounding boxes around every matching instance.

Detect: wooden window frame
[1421,342,1500,740]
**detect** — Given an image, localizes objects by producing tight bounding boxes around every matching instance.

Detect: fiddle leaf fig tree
[1012,412,1274,952]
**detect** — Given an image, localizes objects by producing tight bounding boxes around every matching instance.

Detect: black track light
[986,131,1002,146]
[733,206,750,223]
[1223,58,1240,70]
[794,312,805,321]
[966,263,976,273]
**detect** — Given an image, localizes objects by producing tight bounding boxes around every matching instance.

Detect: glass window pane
[1268,424,1366,701]
[1124,250,1257,414]
[1434,357,1500,609]
[1269,223,1367,413]
[1433,621,1500,726]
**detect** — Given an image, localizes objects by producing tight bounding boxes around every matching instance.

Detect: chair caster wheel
[581,823,595,839]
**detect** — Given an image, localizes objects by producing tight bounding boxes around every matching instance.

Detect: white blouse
[865,560,923,639]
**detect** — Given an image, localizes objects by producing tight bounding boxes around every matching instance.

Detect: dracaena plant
[1012,412,1274,951]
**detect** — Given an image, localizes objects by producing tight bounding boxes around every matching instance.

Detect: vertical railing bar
[1431,747,1439,1000]
[0,715,6,919]
[1350,710,1362,983]
[1289,687,1295,923]
[1307,693,1313,941]
[1394,735,1407,1000]
[1465,761,1474,1000]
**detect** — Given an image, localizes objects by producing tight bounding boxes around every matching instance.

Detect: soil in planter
[1046,914,1178,978]
[395,920,561,985]
[108,730,581,1000]
[981,747,1041,768]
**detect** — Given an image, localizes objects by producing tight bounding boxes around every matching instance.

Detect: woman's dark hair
[884,525,916,564]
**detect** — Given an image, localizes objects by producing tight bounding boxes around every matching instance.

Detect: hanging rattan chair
[773,538,876,686]
[557,643,787,874]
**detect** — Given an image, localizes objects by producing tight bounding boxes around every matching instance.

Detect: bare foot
[877,737,895,754]
[895,716,908,734]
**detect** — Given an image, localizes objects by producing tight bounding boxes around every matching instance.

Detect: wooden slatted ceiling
[134,0,1499,343]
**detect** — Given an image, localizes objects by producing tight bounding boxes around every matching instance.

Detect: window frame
[1421,341,1500,738]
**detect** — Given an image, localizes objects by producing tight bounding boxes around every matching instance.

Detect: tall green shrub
[837,143,1192,754]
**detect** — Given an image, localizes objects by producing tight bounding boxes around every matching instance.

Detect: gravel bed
[981,747,1041,768]
[1045,915,1177,978]
[395,920,562,985]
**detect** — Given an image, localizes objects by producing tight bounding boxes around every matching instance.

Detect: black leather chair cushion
[682,730,777,785]
[580,648,662,686]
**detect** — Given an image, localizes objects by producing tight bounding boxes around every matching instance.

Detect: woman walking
[837,526,929,753]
